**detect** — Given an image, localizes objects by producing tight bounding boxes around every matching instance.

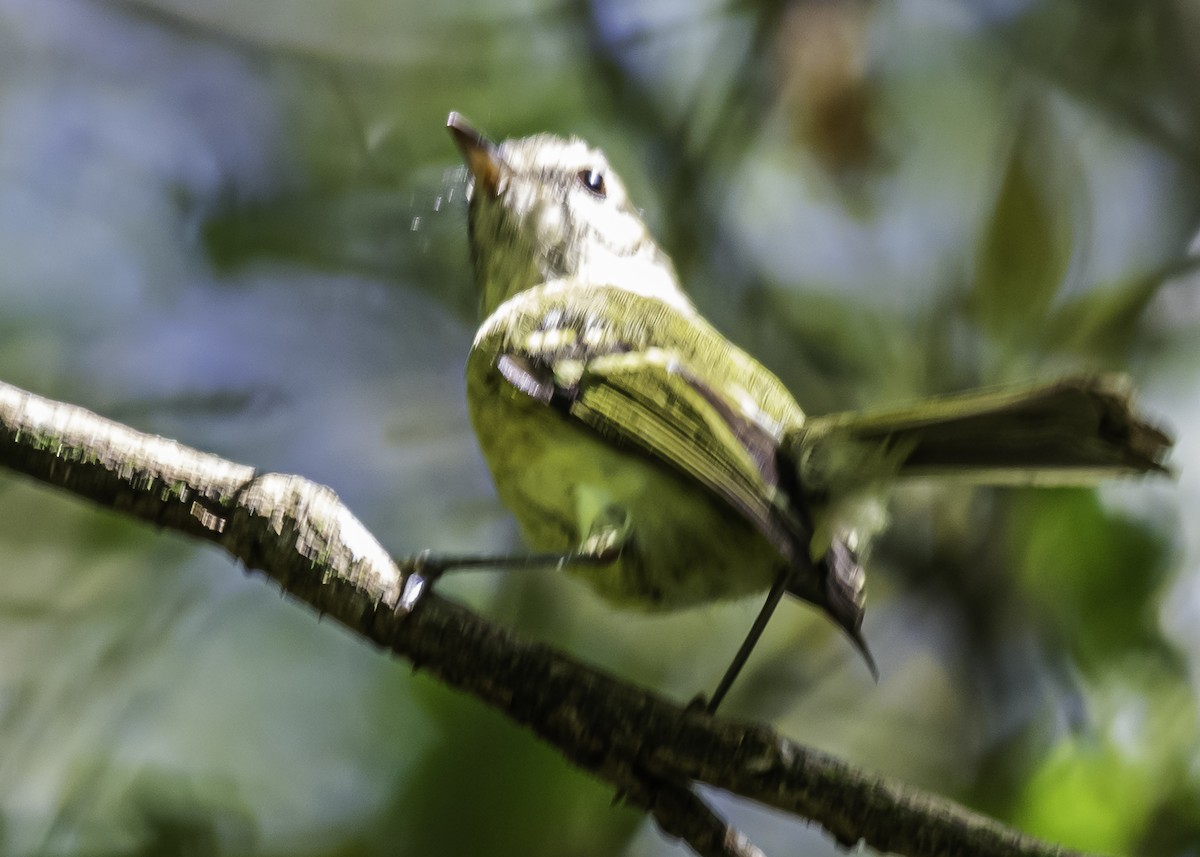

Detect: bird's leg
[397,536,623,613]
[696,566,792,715]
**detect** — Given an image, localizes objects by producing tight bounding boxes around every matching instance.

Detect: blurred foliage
[1009,489,1171,662]
[968,110,1077,375]
[1,0,1199,855]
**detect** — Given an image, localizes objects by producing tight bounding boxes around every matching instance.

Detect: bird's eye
[577,169,607,198]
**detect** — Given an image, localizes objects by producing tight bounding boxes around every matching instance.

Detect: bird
[439,110,1172,713]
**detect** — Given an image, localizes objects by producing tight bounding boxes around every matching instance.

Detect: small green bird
[443,111,1171,712]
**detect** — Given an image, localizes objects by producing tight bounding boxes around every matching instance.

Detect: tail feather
[794,375,1172,490]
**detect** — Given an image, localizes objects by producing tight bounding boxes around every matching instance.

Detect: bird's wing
[474,283,807,566]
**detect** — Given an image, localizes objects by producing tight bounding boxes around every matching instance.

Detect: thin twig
[0,379,1101,857]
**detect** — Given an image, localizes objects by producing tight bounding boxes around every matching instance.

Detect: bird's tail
[791,375,1172,492]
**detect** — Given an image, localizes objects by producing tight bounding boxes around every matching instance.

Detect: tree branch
[0,379,1099,857]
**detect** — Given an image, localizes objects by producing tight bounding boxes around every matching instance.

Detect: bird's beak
[447,111,503,197]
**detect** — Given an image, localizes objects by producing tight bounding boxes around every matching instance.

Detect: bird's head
[447,112,687,318]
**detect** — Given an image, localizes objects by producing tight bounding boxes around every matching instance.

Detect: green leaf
[1042,255,1200,362]
[970,112,1076,349]
[1008,489,1169,661]
[1011,668,1200,856]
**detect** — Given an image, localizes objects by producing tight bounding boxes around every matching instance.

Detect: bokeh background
[1,0,1198,854]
